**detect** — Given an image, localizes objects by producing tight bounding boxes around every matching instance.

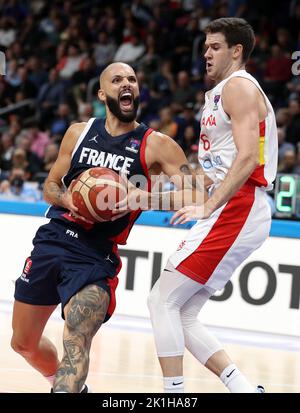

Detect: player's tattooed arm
[43,123,86,212]
[44,181,65,205]
[152,163,207,210]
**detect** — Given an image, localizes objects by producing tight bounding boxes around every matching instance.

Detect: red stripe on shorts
[176,184,256,284]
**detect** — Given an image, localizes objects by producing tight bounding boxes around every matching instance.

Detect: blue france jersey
[46,118,153,245]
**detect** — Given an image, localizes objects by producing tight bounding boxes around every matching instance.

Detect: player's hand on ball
[170,204,213,225]
[62,186,94,224]
[111,176,149,221]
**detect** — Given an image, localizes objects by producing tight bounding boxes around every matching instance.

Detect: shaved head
[99,62,135,88]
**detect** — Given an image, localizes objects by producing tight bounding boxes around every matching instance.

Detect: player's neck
[216,63,245,84]
[105,117,139,137]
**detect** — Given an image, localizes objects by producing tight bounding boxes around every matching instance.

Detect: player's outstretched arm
[146,132,211,210]
[43,122,86,212]
[112,132,211,216]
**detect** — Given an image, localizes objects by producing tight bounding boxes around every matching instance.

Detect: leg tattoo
[53,285,109,393]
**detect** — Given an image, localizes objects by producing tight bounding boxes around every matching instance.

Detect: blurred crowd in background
[0,0,299,207]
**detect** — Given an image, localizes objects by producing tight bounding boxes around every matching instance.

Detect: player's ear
[98,89,105,102]
[233,44,243,60]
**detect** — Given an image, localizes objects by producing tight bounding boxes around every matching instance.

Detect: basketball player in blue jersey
[10,62,208,393]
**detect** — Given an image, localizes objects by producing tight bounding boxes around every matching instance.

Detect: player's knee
[147,270,180,317]
[11,334,37,357]
[180,308,199,329]
[147,283,161,316]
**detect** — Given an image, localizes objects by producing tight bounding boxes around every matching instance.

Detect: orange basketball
[70,167,127,222]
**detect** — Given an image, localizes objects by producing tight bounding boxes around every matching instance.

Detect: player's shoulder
[145,130,182,162]
[147,130,176,147]
[223,76,257,96]
[67,121,87,136]
[60,122,87,151]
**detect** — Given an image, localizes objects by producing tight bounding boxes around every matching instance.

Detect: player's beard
[106,94,140,123]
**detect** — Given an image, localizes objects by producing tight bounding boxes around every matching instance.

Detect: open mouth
[119,91,133,111]
[206,62,213,70]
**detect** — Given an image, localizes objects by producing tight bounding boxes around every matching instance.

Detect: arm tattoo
[44,181,65,206]
[53,285,110,393]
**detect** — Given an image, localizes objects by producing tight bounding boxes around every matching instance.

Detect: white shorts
[169,184,271,291]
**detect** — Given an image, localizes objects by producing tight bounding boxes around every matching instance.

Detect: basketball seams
[71,167,127,222]
[77,183,107,222]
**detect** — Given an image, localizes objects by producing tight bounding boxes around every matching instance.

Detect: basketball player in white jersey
[147,18,278,393]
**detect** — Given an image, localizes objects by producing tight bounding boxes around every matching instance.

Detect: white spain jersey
[199,69,278,190]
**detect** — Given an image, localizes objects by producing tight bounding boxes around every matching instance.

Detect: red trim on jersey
[62,212,94,230]
[106,276,119,318]
[247,164,268,187]
[105,244,121,319]
[109,210,141,245]
[247,120,268,187]
[259,119,265,137]
[140,128,153,191]
[113,243,122,275]
[176,184,255,284]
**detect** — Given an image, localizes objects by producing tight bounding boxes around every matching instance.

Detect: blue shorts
[14,220,121,321]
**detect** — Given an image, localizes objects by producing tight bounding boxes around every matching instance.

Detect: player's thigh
[11,300,57,347]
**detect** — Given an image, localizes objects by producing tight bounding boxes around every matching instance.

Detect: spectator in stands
[286,98,300,147]
[15,66,37,99]
[278,149,297,174]
[194,90,205,122]
[287,75,300,100]
[138,33,160,78]
[50,103,71,141]
[11,148,28,173]
[277,126,295,163]
[5,59,21,88]
[78,102,93,122]
[93,31,116,71]
[42,143,59,173]
[71,57,97,110]
[37,68,66,128]
[135,69,151,121]
[56,44,86,80]
[177,102,200,143]
[149,59,175,108]
[158,106,179,140]
[0,132,14,172]
[26,56,48,90]
[15,132,43,176]
[181,125,198,156]
[28,126,50,160]
[113,33,146,65]
[0,167,41,202]
[172,71,196,113]
[0,16,17,48]
[263,44,292,101]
